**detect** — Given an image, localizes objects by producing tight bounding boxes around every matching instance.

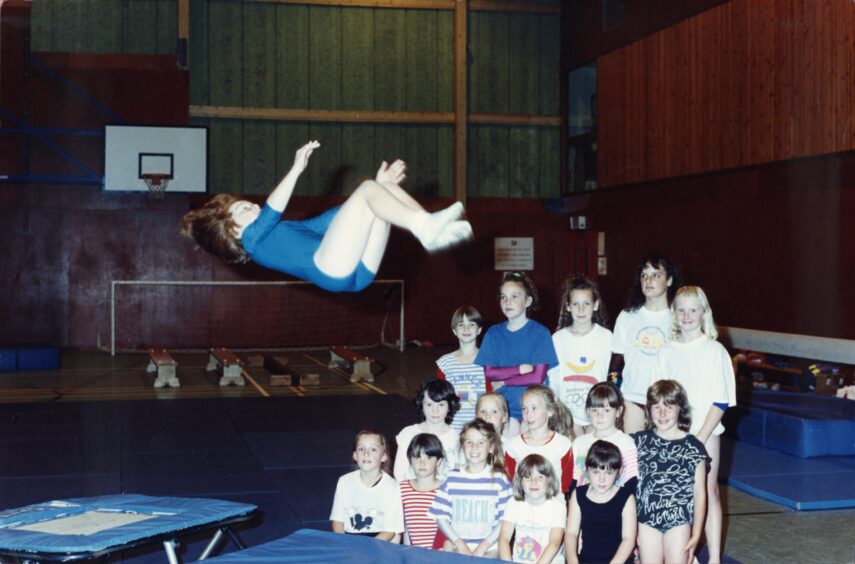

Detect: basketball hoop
[142,174,171,199]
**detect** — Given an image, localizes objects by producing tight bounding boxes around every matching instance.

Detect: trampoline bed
[0,494,255,562]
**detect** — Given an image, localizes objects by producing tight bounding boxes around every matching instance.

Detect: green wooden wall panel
[405,10,438,112]
[189,0,210,105]
[508,127,539,197]
[341,124,376,192]
[508,14,540,115]
[436,11,453,112]
[307,123,343,195]
[29,1,51,51]
[275,4,309,108]
[207,121,244,194]
[538,127,559,196]
[308,7,341,110]
[538,14,559,115]
[475,125,509,196]
[208,1,242,106]
[374,124,407,191]
[373,9,407,111]
[89,0,122,53]
[473,12,509,114]
[155,0,176,55]
[124,0,159,53]
[241,3,278,195]
[341,8,374,111]
[242,121,277,195]
[51,1,80,52]
[437,126,453,197]
[405,125,439,196]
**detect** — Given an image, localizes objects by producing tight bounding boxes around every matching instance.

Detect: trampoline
[0,494,256,563]
[202,528,498,563]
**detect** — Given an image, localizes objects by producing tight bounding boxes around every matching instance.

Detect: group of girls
[330,252,736,563]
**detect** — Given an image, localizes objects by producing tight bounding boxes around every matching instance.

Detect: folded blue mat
[724,390,855,458]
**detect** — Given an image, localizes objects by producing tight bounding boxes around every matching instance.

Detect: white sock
[411,202,464,249]
[425,220,474,252]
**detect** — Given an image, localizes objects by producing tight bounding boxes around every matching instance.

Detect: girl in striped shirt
[436,305,487,432]
[399,433,445,549]
[430,418,512,557]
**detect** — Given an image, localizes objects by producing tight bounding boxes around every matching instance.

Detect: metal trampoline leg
[225,526,246,550]
[163,539,179,564]
[197,528,225,560]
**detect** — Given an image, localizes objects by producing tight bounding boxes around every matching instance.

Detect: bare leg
[704,435,723,564]
[662,525,691,564]
[637,523,664,564]
[624,400,647,434]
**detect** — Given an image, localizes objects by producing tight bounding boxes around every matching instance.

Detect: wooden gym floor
[0,347,853,563]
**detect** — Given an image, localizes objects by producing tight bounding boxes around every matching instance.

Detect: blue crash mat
[0,494,255,558]
[724,390,855,458]
[203,528,501,563]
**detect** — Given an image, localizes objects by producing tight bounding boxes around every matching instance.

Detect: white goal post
[107,279,405,356]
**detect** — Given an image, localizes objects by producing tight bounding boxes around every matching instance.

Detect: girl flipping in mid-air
[330,429,404,540]
[430,418,512,558]
[504,386,574,495]
[611,252,683,433]
[436,306,487,432]
[476,272,559,421]
[181,140,472,293]
[571,382,638,490]
[393,379,460,482]
[565,441,637,564]
[654,286,736,564]
[549,276,613,437]
[399,433,446,549]
[476,392,521,449]
[634,380,709,564]
[498,454,566,563]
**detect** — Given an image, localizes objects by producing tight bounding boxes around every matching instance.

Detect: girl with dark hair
[399,433,446,549]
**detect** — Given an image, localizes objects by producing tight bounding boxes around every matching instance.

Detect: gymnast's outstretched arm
[266,140,320,212]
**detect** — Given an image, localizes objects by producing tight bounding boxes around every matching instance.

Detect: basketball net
[142,174,170,199]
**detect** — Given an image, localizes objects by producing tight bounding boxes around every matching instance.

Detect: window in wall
[567,63,597,193]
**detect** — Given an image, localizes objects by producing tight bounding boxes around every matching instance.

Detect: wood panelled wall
[597,0,855,187]
[189,2,560,198]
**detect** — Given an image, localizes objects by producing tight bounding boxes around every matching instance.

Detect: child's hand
[519,363,533,374]
[376,159,407,184]
[454,539,473,555]
[291,140,320,174]
[682,535,700,564]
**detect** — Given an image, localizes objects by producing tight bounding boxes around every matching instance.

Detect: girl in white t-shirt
[393,379,461,481]
[549,276,613,436]
[498,454,566,563]
[330,429,404,540]
[654,285,735,564]
[611,252,683,433]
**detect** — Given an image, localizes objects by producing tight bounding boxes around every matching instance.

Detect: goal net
[104,279,404,355]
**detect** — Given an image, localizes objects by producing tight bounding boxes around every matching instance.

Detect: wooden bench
[147,348,180,388]
[264,356,320,387]
[329,346,374,383]
[207,348,245,387]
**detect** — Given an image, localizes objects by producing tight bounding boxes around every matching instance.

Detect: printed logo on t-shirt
[347,507,378,531]
[513,524,546,561]
[559,374,599,412]
[632,326,667,356]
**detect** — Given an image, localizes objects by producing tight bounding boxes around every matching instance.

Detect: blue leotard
[241,204,375,292]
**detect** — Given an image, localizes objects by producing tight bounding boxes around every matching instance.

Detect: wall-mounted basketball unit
[103,125,207,194]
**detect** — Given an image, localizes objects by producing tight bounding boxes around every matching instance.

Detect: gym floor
[0,347,853,563]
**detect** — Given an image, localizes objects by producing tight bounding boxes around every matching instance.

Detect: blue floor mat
[242,430,355,469]
[720,437,855,510]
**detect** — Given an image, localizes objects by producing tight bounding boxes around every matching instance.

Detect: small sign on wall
[494,238,534,271]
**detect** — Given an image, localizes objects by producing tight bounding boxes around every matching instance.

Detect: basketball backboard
[103,125,207,193]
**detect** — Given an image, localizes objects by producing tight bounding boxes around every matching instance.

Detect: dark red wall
[571,150,855,340]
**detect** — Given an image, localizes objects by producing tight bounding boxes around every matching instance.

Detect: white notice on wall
[494,238,534,271]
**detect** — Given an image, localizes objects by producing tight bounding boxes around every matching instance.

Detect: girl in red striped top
[399,433,446,548]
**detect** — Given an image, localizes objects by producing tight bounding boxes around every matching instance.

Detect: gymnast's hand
[375,159,407,185]
[291,140,321,175]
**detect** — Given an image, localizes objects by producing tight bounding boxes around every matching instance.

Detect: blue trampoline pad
[0,494,255,562]
[201,528,500,563]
